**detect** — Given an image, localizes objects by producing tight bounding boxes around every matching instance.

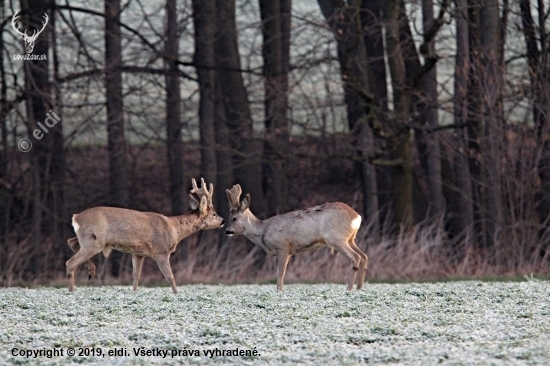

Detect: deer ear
[188,194,199,211]
[240,194,251,211]
[199,195,208,215]
[226,189,232,203]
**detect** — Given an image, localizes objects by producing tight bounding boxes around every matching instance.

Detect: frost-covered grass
[0,281,548,365]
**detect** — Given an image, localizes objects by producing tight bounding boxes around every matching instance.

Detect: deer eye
[232,217,237,222]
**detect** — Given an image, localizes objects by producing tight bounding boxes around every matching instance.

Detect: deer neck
[242,210,265,245]
[172,212,203,242]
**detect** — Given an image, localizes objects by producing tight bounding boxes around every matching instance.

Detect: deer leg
[67,237,96,280]
[86,261,96,280]
[331,241,361,291]
[132,255,145,291]
[349,239,368,290]
[276,251,290,292]
[154,255,178,294]
[66,245,102,292]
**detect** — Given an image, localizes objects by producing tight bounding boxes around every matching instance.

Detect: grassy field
[0,281,548,365]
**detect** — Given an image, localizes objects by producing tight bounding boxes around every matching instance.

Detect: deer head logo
[11,11,49,54]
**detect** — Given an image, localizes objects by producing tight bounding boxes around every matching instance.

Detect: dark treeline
[0,0,548,285]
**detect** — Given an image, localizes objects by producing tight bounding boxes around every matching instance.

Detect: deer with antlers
[11,11,49,54]
[66,178,224,293]
[225,184,368,291]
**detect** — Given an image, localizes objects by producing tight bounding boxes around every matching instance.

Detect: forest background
[0,0,549,286]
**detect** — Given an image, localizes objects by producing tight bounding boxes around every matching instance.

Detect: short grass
[0,281,548,365]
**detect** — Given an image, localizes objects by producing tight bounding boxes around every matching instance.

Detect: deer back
[73,207,177,249]
[263,202,360,246]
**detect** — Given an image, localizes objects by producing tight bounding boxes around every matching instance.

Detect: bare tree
[105,0,127,277]
[384,0,414,228]
[465,0,485,246]
[192,0,220,249]
[361,0,387,117]
[452,0,474,237]
[214,76,234,219]
[520,0,550,225]
[360,0,387,234]
[0,0,7,179]
[482,0,504,247]
[192,0,217,190]
[259,0,290,215]
[215,0,266,215]
[19,0,66,246]
[388,0,448,227]
[317,0,379,231]
[418,0,443,218]
[105,0,128,208]
[165,0,185,215]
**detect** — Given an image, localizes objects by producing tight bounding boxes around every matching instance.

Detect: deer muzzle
[226,230,234,236]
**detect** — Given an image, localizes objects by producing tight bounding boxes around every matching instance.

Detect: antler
[27,13,49,42]
[190,178,213,206]
[11,12,26,37]
[226,184,242,210]
[11,12,49,40]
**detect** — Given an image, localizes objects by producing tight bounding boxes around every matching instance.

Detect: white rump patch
[72,215,80,234]
[351,215,362,230]
[102,246,113,258]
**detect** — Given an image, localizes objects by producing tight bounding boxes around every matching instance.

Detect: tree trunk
[466,0,486,247]
[452,0,474,238]
[520,0,550,225]
[193,0,219,247]
[390,0,443,222]
[259,0,290,215]
[51,0,66,241]
[21,0,58,243]
[17,0,66,276]
[419,0,443,219]
[105,0,127,277]
[480,0,504,247]
[0,0,10,246]
[214,74,234,220]
[0,0,7,179]
[0,0,6,261]
[361,0,387,116]
[359,118,379,232]
[361,0,387,234]
[105,0,127,209]
[317,0,379,231]
[165,0,185,215]
[215,0,266,215]
[193,0,217,192]
[385,0,414,229]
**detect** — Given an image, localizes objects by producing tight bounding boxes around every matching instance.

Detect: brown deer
[66,178,225,293]
[225,184,368,291]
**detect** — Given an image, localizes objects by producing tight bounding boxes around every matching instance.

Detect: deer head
[189,177,224,229]
[225,184,251,236]
[12,11,49,54]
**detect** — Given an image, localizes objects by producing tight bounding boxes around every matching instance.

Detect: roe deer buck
[66,178,225,293]
[225,184,368,291]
